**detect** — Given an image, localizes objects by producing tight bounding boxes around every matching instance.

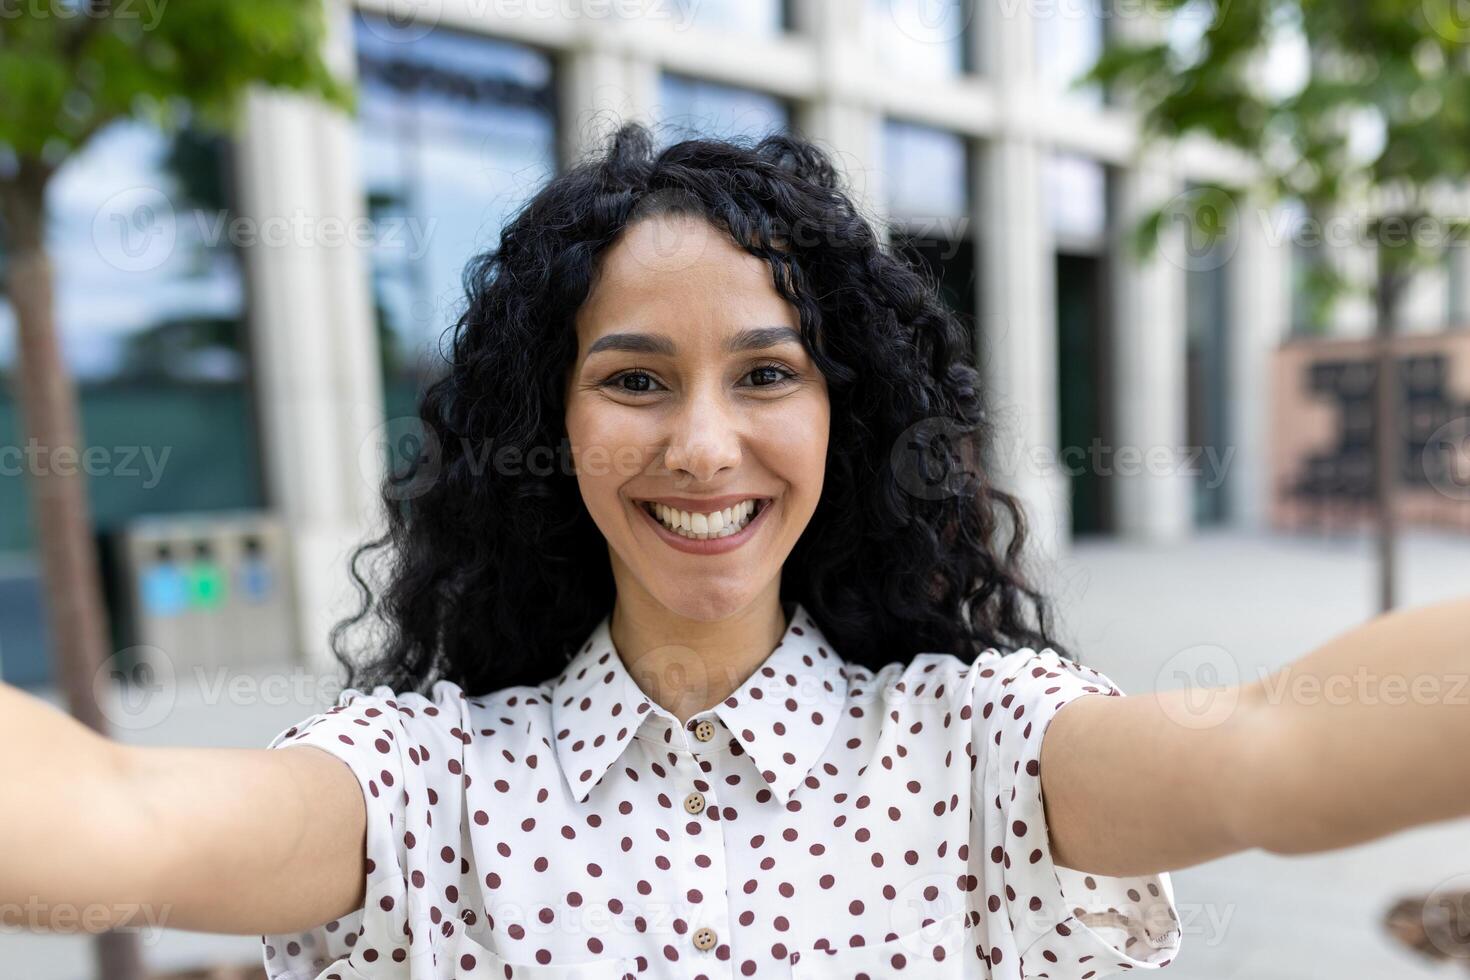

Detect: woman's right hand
[0,681,369,936]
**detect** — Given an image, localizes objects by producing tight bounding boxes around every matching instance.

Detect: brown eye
[621,372,653,392]
[604,370,663,394]
[746,364,796,387]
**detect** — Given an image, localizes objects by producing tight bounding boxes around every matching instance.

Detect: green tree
[0,3,347,977]
[1086,0,1470,611]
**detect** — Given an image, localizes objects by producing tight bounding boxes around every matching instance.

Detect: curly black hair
[331,120,1072,697]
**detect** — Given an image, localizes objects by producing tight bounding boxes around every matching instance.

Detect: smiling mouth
[636,498,773,540]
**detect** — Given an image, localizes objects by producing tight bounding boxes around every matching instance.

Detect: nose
[662,388,741,485]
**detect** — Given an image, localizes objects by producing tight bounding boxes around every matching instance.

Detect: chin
[646,582,765,623]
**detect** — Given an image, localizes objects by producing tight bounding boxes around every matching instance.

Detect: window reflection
[656,74,791,148]
[1185,184,1231,524]
[869,0,973,78]
[883,119,970,223]
[1043,152,1108,247]
[1035,0,1106,103]
[667,0,786,35]
[0,120,261,552]
[355,12,558,419]
[883,120,976,342]
[1283,200,1327,335]
[1444,246,1469,330]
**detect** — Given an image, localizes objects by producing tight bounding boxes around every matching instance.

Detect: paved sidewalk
[1034,527,1470,980]
[4,527,1467,979]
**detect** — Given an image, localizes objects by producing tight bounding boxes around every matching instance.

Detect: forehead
[576,213,794,340]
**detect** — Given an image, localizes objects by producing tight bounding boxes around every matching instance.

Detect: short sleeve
[260,679,473,980]
[968,648,1182,980]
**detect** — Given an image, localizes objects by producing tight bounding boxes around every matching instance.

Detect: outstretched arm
[1039,594,1470,877]
[0,681,368,935]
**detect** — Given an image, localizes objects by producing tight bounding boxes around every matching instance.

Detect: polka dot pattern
[260,602,1181,979]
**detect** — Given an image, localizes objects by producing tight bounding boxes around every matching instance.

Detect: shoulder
[846,651,981,721]
[270,677,560,755]
[269,676,576,796]
[855,648,1123,725]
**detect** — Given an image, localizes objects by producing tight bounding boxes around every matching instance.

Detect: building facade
[2,0,1361,674]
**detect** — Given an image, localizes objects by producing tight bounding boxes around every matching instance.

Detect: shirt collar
[547,601,849,805]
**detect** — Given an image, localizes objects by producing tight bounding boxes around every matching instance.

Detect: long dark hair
[331,120,1072,697]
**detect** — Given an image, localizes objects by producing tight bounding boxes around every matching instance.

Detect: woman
[3,122,1467,980]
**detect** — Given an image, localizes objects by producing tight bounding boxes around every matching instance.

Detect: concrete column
[558,35,660,167]
[1227,196,1293,529]
[1450,239,1470,329]
[971,0,1069,558]
[976,137,1068,559]
[795,0,887,241]
[796,101,887,240]
[1324,199,1378,338]
[1399,249,1448,334]
[233,0,386,672]
[1109,161,1193,541]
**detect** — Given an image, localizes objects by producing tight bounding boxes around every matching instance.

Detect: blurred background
[2,0,1469,977]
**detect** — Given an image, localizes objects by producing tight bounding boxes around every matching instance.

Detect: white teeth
[643,499,765,540]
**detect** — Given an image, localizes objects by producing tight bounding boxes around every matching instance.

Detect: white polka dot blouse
[261,601,1182,979]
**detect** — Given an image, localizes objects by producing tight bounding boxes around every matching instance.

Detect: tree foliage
[0,0,349,179]
[1087,0,1470,328]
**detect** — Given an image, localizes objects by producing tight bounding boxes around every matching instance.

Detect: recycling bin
[116,511,298,673]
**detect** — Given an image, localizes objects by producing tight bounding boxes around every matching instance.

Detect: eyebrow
[585,326,804,357]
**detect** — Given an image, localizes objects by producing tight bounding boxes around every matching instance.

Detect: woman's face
[565,212,830,622]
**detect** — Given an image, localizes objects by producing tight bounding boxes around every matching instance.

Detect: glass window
[1043,152,1107,248]
[0,119,260,686]
[1035,0,1106,103]
[0,120,262,554]
[882,121,976,342]
[355,12,559,419]
[1445,245,1467,329]
[868,0,974,78]
[666,0,786,35]
[1185,184,1232,525]
[882,119,971,224]
[1283,200,1329,335]
[655,74,791,148]
[1290,240,1330,336]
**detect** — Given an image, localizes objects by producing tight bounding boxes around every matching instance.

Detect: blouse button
[683,791,706,815]
[693,719,716,742]
[693,926,717,951]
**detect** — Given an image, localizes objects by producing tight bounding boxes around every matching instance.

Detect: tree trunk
[1,172,145,980]
[1373,261,1403,614]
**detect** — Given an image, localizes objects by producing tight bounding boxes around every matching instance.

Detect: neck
[608,585,789,725]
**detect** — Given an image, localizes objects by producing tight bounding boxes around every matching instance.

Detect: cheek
[565,400,660,500]
[761,393,830,504]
